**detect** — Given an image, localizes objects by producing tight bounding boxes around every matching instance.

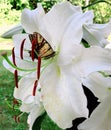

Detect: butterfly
[29,32,55,60]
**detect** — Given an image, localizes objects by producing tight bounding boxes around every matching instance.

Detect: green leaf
[32,112,46,130]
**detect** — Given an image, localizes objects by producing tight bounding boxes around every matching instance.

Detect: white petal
[40,63,88,129]
[62,11,94,45]
[58,11,94,64]
[27,104,44,130]
[2,24,23,38]
[68,45,111,78]
[41,1,82,50]
[14,75,37,101]
[20,102,34,113]
[21,4,45,33]
[78,95,111,130]
[20,93,43,112]
[82,72,111,101]
[83,20,111,47]
[20,96,44,130]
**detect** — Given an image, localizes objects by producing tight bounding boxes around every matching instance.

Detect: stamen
[32,80,38,96]
[14,70,18,88]
[20,38,26,59]
[37,56,41,80]
[12,47,16,66]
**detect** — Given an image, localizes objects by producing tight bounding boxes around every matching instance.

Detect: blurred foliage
[0,0,111,23]
[0,1,21,25]
[83,0,111,23]
[0,0,111,24]
[28,0,57,11]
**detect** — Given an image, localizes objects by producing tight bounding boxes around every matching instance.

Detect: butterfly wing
[29,32,55,59]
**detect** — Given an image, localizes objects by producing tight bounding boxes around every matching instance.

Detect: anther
[12,47,16,66]
[32,80,38,96]
[14,70,18,88]
[20,38,26,59]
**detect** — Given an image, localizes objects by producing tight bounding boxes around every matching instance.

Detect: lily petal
[59,11,94,63]
[40,63,88,129]
[27,104,44,130]
[82,72,111,101]
[78,95,111,130]
[83,20,111,47]
[62,45,111,77]
[41,1,82,49]
[21,4,45,34]
[14,74,37,101]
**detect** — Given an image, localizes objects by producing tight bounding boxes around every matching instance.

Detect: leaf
[32,112,46,130]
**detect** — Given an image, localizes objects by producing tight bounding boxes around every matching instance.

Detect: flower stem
[82,0,111,9]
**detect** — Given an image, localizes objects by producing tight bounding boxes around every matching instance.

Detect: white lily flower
[2,1,111,129]
[78,72,111,130]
